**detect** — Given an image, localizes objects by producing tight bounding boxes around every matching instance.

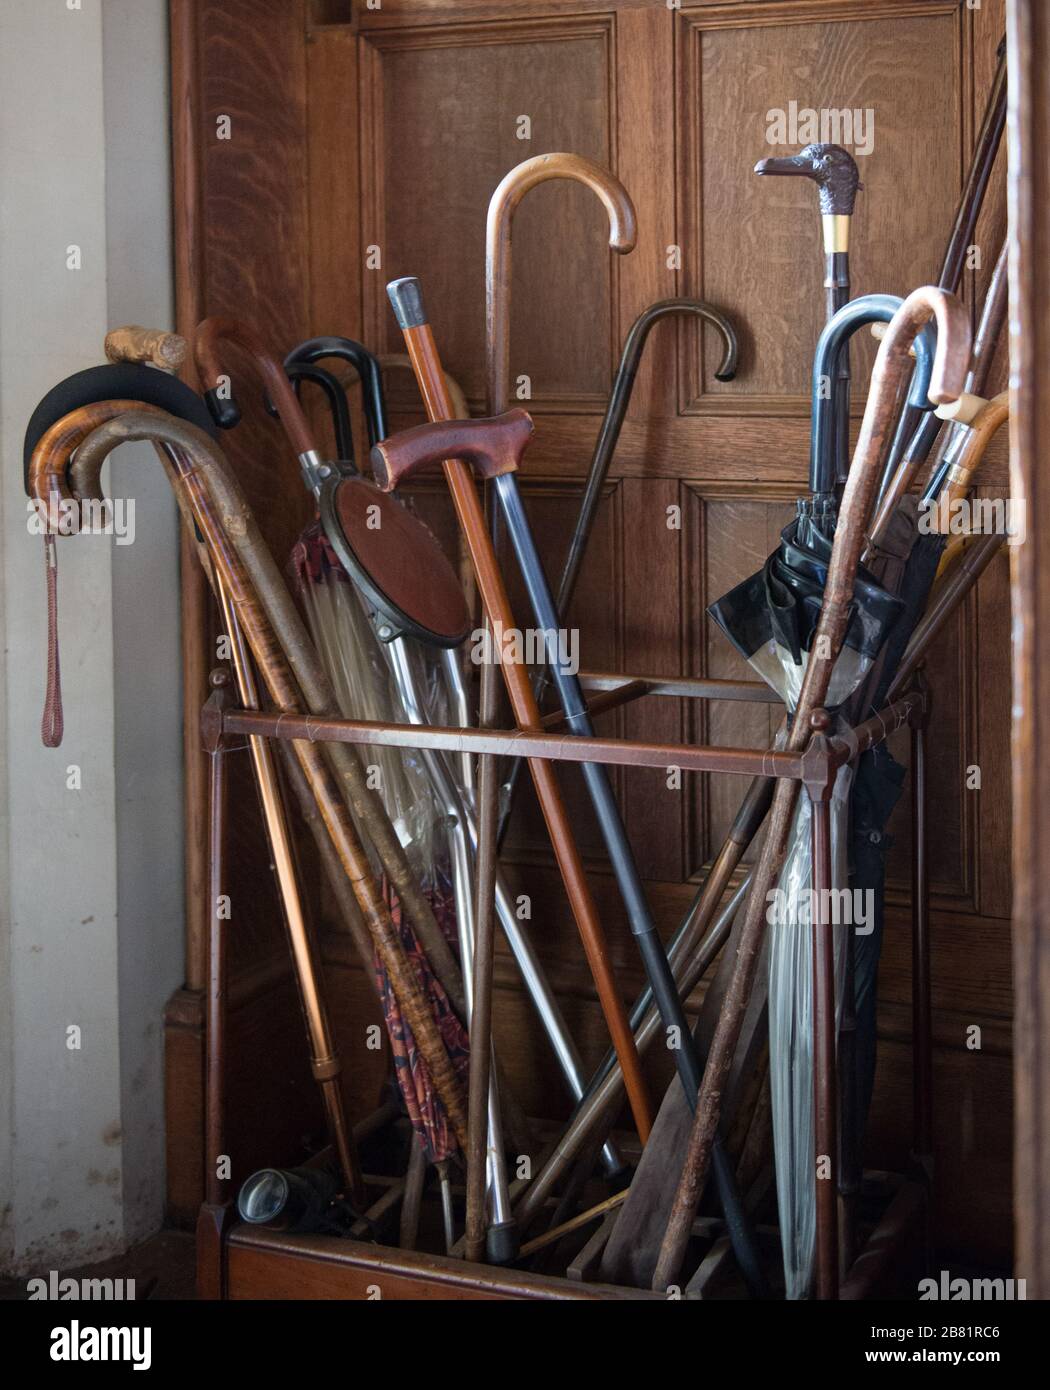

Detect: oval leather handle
[370,409,534,491]
[105,325,188,372]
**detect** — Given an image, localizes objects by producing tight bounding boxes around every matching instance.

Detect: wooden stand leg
[196,671,235,1300]
[911,689,933,1270]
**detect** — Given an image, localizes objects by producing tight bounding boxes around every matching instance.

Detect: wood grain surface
[169,0,1014,1271]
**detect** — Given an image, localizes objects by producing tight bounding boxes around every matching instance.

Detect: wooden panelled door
[171,0,1012,1268]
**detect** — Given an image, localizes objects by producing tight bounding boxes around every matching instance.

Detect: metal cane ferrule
[299,448,329,495]
[822,213,851,254]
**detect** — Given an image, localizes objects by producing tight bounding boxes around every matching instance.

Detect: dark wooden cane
[808,712,839,1301]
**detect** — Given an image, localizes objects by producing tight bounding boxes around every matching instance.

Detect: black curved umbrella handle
[810,294,936,498]
[264,362,357,472]
[22,362,218,496]
[284,336,388,449]
[558,297,737,617]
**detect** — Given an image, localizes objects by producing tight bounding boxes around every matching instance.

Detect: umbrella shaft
[493,472,768,1297]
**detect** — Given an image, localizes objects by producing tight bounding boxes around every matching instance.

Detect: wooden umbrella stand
[198,660,936,1300]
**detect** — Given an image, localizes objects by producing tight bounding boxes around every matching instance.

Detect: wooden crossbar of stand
[197,673,933,1301]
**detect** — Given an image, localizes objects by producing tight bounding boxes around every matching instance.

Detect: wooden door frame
[1007,0,1049,1300]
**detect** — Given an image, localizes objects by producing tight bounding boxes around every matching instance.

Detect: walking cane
[871,236,1009,546]
[474,150,651,1229]
[200,323,538,1256]
[482,153,764,1284]
[290,340,620,1174]
[755,143,861,490]
[372,296,654,1148]
[210,325,623,1247]
[191,316,468,1017]
[496,297,738,847]
[27,398,368,1205]
[377,277,767,1295]
[872,36,1007,510]
[694,50,1006,1029]
[650,286,971,1295]
[482,153,659,1170]
[33,403,471,1155]
[94,337,410,1015]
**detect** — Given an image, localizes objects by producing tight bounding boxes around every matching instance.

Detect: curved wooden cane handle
[105,325,188,372]
[370,409,534,491]
[28,400,170,507]
[194,315,315,456]
[486,153,637,414]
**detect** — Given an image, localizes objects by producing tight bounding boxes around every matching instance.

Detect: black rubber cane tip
[485,1221,520,1266]
[204,387,241,431]
[387,276,427,331]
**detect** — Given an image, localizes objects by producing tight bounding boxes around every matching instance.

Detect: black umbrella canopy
[707,294,937,710]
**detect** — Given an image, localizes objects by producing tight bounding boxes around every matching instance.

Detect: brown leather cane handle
[104,325,188,373]
[754,143,862,215]
[370,409,534,491]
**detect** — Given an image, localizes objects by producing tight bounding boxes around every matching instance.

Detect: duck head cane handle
[486,153,636,414]
[651,285,971,1294]
[757,144,861,488]
[370,410,534,491]
[755,143,861,224]
[194,315,316,457]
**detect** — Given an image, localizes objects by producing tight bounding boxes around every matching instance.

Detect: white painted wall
[0,0,180,1276]
[102,0,183,1250]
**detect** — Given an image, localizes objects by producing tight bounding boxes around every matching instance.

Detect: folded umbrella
[706,292,938,1298]
[708,294,935,712]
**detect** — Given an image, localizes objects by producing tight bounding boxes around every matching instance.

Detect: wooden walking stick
[372,286,653,1144]
[872,36,1007,511]
[482,152,765,1290]
[31,403,470,1153]
[191,316,467,1019]
[199,318,527,1256]
[650,286,971,1295]
[472,149,645,1218]
[870,236,1009,547]
[29,398,369,1202]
